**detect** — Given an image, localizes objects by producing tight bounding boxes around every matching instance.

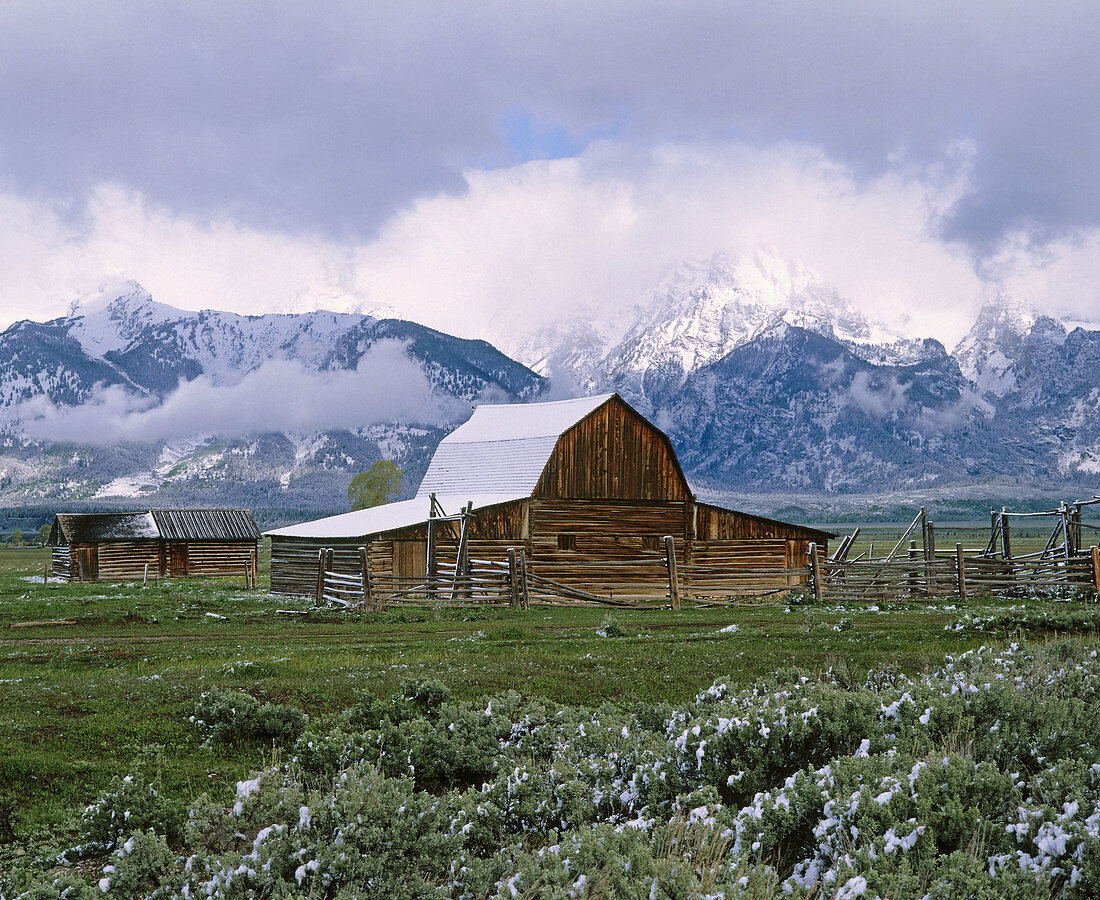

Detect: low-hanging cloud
[1,139,1098,357]
[14,341,467,445]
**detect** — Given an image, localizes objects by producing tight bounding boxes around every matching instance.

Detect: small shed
[268,394,832,598]
[48,508,260,583]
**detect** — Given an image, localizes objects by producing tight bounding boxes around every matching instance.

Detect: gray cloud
[15,341,465,445]
[1,2,1098,258]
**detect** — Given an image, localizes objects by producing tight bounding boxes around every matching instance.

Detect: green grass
[0,544,1094,845]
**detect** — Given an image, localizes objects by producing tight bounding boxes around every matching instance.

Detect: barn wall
[694,503,829,547]
[269,502,531,596]
[95,541,162,581]
[526,498,688,595]
[52,545,76,582]
[683,539,799,593]
[185,541,257,577]
[534,397,690,502]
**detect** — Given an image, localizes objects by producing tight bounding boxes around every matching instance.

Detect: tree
[10,529,22,546]
[348,460,404,511]
[39,523,51,546]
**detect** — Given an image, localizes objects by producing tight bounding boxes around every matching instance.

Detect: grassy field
[1,543,1096,859]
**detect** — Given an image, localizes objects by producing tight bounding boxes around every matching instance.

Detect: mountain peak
[67,279,154,317]
[66,281,184,357]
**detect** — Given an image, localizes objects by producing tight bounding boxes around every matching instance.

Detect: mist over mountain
[0,282,544,518]
[0,262,1096,525]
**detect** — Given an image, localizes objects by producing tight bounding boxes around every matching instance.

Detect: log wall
[95,541,162,581]
[694,503,829,546]
[52,545,76,581]
[184,541,257,578]
[525,499,685,595]
[271,497,821,599]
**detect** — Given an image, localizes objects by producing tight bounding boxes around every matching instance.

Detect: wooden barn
[268,394,831,599]
[48,509,260,583]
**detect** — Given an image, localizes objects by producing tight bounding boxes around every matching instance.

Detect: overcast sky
[1,1,1098,348]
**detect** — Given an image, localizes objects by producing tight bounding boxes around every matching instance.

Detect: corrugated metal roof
[265,493,524,539]
[151,509,260,541]
[49,509,259,545]
[417,394,614,497]
[52,512,159,544]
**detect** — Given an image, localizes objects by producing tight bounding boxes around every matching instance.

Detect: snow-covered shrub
[21,640,1100,898]
[190,687,307,748]
[69,770,183,858]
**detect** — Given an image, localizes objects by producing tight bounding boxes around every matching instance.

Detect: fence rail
[808,540,1100,603]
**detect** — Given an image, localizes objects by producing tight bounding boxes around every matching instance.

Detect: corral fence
[311,535,808,611]
[311,497,1100,611]
[808,498,1100,603]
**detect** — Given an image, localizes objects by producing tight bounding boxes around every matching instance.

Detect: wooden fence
[309,499,1100,611]
[807,499,1100,603]
[310,537,808,611]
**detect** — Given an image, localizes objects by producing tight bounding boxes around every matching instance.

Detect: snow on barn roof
[416,393,615,497]
[265,493,523,539]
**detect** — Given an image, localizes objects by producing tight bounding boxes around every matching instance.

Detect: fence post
[315,548,325,606]
[507,548,519,607]
[907,541,918,595]
[360,546,373,611]
[956,543,967,602]
[1000,508,1013,563]
[808,542,823,604]
[664,535,680,610]
[518,549,530,610]
[1092,546,1100,595]
[925,521,936,598]
[427,500,438,601]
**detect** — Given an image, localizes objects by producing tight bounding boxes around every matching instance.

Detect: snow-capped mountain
[0,269,1097,521]
[0,282,544,514]
[517,251,937,413]
[0,281,543,407]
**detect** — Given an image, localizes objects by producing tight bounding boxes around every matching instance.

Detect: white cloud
[14,341,464,445]
[0,138,1095,352]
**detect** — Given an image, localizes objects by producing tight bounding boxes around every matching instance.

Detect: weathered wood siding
[683,539,799,592]
[693,502,829,546]
[52,545,76,581]
[270,501,531,595]
[184,541,257,578]
[534,397,690,501]
[95,541,162,581]
[526,498,687,595]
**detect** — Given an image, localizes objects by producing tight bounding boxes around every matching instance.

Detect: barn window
[557,533,577,551]
[642,535,661,552]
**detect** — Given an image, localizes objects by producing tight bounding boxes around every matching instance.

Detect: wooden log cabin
[268,394,831,598]
[48,508,260,583]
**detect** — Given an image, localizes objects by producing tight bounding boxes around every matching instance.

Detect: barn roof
[417,394,615,497]
[49,509,259,545]
[51,512,159,545]
[151,509,260,541]
[265,494,522,539]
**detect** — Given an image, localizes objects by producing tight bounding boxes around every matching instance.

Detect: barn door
[169,543,188,577]
[77,546,98,582]
[393,541,426,581]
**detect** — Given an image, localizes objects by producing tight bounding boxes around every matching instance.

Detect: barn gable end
[533,395,690,502]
